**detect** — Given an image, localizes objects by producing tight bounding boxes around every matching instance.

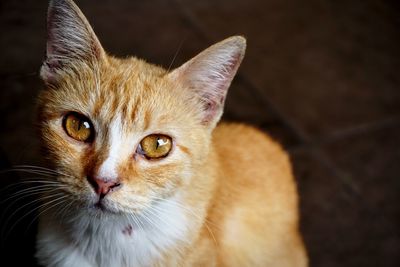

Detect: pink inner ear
[201,102,218,124]
[199,51,242,125]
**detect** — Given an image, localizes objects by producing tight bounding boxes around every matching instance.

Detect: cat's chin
[71,193,143,217]
[91,201,114,212]
[86,200,123,215]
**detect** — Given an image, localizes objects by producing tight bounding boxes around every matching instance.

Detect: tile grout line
[235,75,310,142]
[289,117,400,196]
[288,116,400,153]
[317,116,400,143]
[309,148,361,196]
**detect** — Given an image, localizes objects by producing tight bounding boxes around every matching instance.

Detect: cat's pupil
[76,120,82,131]
[155,139,160,149]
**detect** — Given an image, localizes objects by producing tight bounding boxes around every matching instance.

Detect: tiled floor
[1,0,399,266]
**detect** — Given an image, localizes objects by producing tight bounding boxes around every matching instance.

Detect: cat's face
[37,0,245,216]
[38,58,209,214]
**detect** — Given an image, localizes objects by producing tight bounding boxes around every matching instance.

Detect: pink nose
[87,176,121,198]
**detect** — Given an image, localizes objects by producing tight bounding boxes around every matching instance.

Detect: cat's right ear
[168,36,246,129]
[41,0,105,85]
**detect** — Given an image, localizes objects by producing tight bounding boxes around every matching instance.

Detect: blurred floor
[0,0,399,266]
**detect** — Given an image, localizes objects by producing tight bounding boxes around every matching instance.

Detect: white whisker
[25,195,70,234]
[0,185,67,204]
[1,193,67,240]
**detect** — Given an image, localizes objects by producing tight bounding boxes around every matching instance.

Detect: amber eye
[63,112,94,142]
[139,134,172,159]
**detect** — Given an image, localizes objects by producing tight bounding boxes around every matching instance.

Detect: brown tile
[0,0,46,74]
[177,0,400,138]
[223,77,301,147]
[0,74,42,165]
[292,146,400,267]
[0,0,207,73]
[319,124,400,266]
[322,123,400,216]
[292,151,360,267]
[74,0,208,69]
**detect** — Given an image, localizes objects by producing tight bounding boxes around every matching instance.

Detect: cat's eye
[63,112,94,142]
[139,134,172,159]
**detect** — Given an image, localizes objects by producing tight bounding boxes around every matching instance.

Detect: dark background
[1,0,399,266]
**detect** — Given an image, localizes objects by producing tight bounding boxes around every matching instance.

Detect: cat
[35,0,307,266]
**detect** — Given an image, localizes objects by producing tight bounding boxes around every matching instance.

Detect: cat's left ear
[41,0,106,85]
[168,36,246,128]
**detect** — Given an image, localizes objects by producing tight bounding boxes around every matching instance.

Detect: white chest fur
[36,199,189,267]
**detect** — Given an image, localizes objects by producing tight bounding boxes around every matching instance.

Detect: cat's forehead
[98,57,167,98]
[55,57,193,131]
[93,60,162,117]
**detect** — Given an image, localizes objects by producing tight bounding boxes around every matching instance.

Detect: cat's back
[209,123,307,267]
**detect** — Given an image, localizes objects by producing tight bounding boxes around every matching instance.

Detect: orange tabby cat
[35,0,307,266]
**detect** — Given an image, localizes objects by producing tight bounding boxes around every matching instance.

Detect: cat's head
[37,0,245,215]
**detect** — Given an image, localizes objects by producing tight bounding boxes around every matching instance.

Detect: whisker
[149,196,219,247]
[1,192,65,226]
[54,197,76,223]
[0,188,63,223]
[167,38,186,72]
[0,185,67,204]
[12,179,62,184]
[126,212,146,235]
[1,192,66,240]
[1,169,58,178]
[25,196,70,235]
[12,165,59,171]
[0,179,63,194]
[138,209,162,232]
[6,165,73,178]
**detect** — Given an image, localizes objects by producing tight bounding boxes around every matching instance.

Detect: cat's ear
[168,36,246,128]
[41,0,105,84]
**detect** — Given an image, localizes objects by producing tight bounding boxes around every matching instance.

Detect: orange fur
[35,1,307,266]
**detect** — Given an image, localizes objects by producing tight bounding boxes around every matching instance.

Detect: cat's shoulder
[213,122,273,140]
[212,122,293,181]
[212,122,288,159]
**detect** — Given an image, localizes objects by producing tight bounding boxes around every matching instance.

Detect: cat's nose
[87,176,121,198]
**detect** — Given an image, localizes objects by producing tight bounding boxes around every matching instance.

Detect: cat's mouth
[93,201,107,211]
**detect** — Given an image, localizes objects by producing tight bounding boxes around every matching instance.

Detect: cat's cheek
[48,118,96,171]
[42,126,84,171]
